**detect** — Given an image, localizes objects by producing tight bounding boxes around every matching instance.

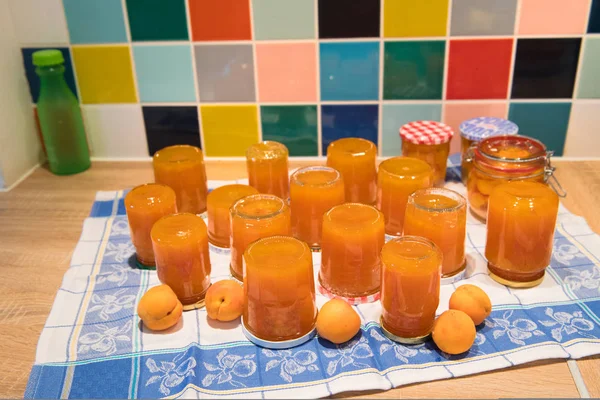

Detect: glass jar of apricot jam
[466,135,554,221]
[459,117,519,183]
[399,121,454,187]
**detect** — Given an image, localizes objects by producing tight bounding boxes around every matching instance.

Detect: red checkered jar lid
[399,120,454,145]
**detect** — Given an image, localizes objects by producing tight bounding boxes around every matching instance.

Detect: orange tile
[443,102,508,154]
[255,43,317,102]
[518,0,591,35]
[188,0,252,41]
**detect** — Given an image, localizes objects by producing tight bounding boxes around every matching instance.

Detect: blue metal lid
[459,117,519,141]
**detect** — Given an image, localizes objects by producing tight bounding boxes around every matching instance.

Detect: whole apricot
[316,299,361,344]
[137,284,183,331]
[432,310,476,355]
[205,280,244,322]
[449,284,492,325]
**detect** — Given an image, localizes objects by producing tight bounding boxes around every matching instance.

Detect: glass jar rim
[379,156,433,178]
[324,202,383,229]
[246,141,289,160]
[408,188,466,213]
[291,166,341,187]
[125,183,176,206]
[327,137,376,156]
[244,235,310,265]
[382,235,442,261]
[153,144,204,164]
[230,194,287,220]
[476,135,547,163]
[150,212,206,243]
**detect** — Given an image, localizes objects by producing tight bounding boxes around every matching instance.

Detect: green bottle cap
[32,49,64,67]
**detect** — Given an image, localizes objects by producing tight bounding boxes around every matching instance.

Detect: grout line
[377,0,385,155]
[120,0,140,104]
[567,360,590,398]
[183,0,205,150]
[441,0,452,116]
[571,0,593,101]
[57,0,82,102]
[248,0,262,142]
[314,0,323,156]
[506,0,522,100]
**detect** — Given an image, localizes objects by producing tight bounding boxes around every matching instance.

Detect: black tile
[511,38,581,99]
[142,106,201,156]
[318,0,380,39]
[21,47,78,102]
[588,0,600,33]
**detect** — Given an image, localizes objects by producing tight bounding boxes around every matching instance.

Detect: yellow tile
[72,46,137,104]
[384,0,449,38]
[201,106,259,156]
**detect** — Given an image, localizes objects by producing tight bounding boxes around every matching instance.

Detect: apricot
[432,310,476,355]
[316,299,361,344]
[476,178,500,196]
[205,280,244,322]
[449,284,492,325]
[468,191,487,211]
[137,284,183,331]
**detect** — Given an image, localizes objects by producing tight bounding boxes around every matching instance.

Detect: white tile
[564,102,600,157]
[9,0,69,45]
[35,326,71,363]
[45,290,84,326]
[82,105,148,158]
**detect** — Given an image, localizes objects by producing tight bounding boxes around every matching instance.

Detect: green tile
[508,102,571,156]
[125,0,188,41]
[260,105,318,156]
[381,103,442,156]
[383,41,445,100]
[577,38,600,98]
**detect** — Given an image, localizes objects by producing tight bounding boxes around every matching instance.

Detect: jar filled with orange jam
[151,213,212,307]
[376,157,434,236]
[206,184,258,248]
[246,141,290,200]
[399,121,454,187]
[290,166,345,249]
[124,183,177,268]
[243,236,317,347]
[230,194,291,281]
[153,145,208,214]
[459,117,519,183]
[467,135,552,221]
[326,138,377,204]
[404,188,466,279]
[320,203,385,297]
[381,236,442,343]
[485,181,559,288]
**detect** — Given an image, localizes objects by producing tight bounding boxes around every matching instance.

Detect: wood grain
[0,160,597,398]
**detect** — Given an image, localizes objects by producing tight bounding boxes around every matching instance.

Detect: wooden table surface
[1,159,599,398]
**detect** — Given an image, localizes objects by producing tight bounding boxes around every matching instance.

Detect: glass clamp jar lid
[459,117,519,141]
[467,135,566,197]
[399,120,454,145]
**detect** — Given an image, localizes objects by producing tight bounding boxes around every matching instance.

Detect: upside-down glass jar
[399,121,454,187]
[466,135,554,221]
[246,141,290,200]
[459,117,519,183]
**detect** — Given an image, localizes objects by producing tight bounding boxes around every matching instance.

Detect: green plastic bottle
[33,49,90,175]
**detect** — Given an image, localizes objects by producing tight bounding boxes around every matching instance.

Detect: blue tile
[21,47,78,103]
[63,0,128,44]
[133,45,196,102]
[70,358,132,398]
[588,0,600,33]
[381,103,442,156]
[321,105,379,154]
[320,42,380,101]
[508,102,571,156]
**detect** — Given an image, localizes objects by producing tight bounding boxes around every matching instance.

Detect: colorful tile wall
[10,0,600,159]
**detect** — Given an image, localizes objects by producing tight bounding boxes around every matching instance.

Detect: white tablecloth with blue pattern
[25,160,600,399]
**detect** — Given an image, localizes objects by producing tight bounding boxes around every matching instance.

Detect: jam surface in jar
[381,236,442,343]
[485,181,559,288]
[246,141,290,200]
[326,138,377,204]
[403,188,466,278]
[467,135,548,221]
[243,236,317,342]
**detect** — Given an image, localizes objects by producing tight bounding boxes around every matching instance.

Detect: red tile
[188,0,252,41]
[446,39,513,100]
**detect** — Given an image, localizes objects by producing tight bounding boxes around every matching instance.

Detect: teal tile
[577,38,600,98]
[508,102,571,156]
[63,0,127,44]
[133,45,196,102]
[126,0,188,41]
[381,103,443,156]
[261,106,318,156]
[252,0,315,40]
[383,41,445,100]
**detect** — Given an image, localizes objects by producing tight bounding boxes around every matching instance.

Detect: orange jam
[243,236,317,342]
[230,195,291,280]
[401,141,450,187]
[206,184,258,248]
[403,188,466,278]
[485,181,559,287]
[290,166,345,249]
[461,136,475,183]
[467,135,549,221]
[326,138,377,204]
[124,184,177,267]
[151,213,212,306]
[153,145,208,214]
[376,157,434,236]
[320,203,385,297]
[246,141,290,200]
[381,236,442,342]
